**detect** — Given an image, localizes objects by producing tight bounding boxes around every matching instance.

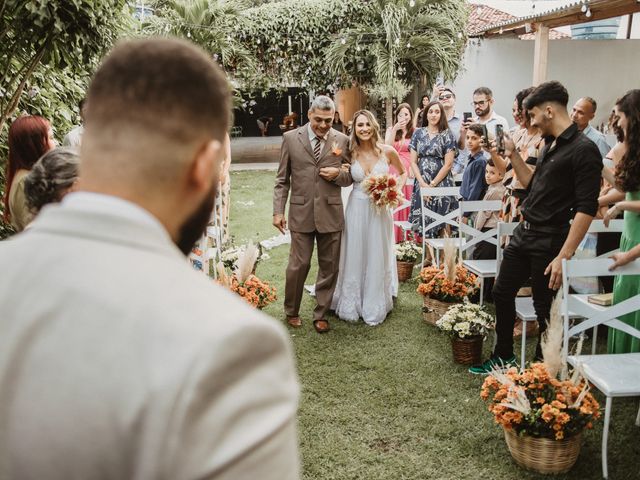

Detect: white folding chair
[561,257,640,479]
[457,200,502,305]
[418,186,460,267]
[393,177,414,241]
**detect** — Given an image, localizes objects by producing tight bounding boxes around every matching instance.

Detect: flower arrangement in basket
[220,241,270,272]
[362,173,403,212]
[395,240,422,282]
[480,294,600,474]
[416,240,478,324]
[436,302,495,365]
[217,242,277,309]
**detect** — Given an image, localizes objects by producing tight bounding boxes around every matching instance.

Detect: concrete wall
[450,38,640,128]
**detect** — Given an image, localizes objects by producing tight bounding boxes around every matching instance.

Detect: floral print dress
[408,128,458,238]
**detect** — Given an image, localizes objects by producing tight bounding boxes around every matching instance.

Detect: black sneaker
[468,355,518,375]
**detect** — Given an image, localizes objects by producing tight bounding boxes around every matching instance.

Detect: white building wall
[449,38,640,128]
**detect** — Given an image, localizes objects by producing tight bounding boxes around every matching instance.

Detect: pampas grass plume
[541,290,565,379]
[234,242,258,284]
[442,237,457,282]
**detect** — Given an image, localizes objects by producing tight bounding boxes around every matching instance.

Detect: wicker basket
[422,296,458,325]
[503,428,582,474]
[451,335,483,365]
[396,260,415,282]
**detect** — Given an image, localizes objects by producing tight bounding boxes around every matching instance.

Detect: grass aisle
[229,169,639,480]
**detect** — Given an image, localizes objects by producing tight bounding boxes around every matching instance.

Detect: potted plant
[480,295,600,474]
[394,240,422,282]
[436,302,495,365]
[416,240,477,325]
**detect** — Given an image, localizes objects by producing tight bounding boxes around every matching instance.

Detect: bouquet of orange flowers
[416,264,478,302]
[362,174,403,211]
[230,274,277,309]
[481,363,600,440]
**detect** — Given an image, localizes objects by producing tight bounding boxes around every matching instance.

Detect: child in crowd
[460,124,488,224]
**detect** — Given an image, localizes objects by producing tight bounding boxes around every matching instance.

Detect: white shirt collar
[308,124,328,142]
[62,192,168,237]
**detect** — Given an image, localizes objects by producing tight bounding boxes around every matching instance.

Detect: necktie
[313,136,322,161]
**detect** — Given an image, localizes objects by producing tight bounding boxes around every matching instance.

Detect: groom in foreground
[273,96,352,333]
[0,38,300,479]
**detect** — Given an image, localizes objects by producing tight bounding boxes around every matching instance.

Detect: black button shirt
[521,123,602,227]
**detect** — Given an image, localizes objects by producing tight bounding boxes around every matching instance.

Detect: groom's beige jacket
[0,200,300,480]
[273,124,351,233]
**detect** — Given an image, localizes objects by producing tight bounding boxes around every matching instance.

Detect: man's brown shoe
[287,316,302,327]
[313,319,330,333]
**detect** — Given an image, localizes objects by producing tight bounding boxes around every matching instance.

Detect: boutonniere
[331,141,343,156]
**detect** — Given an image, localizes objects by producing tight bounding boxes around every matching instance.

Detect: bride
[332,110,407,325]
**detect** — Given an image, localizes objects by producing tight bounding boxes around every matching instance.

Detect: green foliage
[0,0,133,238]
[1,0,133,132]
[236,0,366,93]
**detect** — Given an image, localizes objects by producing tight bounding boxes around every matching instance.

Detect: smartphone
[496,124,505,155]
[463,112,472,123]
[481,124,489,145]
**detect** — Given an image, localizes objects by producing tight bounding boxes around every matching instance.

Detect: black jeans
[492,225,567,359]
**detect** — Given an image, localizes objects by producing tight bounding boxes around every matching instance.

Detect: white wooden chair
[561,257,640,480]
[392,178,414,241]
[418,186,460,267]
[457,200,502,305]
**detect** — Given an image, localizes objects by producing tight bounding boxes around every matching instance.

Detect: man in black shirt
[470,81,602,374]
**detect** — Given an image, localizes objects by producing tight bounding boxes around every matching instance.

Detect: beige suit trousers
[285,230,341,321]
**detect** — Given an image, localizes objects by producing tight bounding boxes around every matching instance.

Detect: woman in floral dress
[408,100,457,239]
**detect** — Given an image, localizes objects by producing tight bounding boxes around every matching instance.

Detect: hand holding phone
[496,124,505,155]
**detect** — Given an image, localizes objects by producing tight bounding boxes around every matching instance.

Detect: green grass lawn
[229,169,640,480]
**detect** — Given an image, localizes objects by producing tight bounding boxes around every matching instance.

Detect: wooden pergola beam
[471,0,640,38]
[532,24,549,86]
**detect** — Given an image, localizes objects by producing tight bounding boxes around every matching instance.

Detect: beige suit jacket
[273,125,352,233]
[0,202,300,480]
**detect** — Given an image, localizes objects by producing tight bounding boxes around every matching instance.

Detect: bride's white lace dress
[331,156,399,325]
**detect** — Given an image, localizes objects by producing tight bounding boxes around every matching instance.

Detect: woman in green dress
[602,89,640,353]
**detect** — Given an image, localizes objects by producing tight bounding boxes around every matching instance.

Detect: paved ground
[230,136,282,164]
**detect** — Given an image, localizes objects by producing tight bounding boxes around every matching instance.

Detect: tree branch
[0,34,51,134]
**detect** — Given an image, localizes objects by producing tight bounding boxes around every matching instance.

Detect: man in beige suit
[0,38,300,479]
[273,96,351,333]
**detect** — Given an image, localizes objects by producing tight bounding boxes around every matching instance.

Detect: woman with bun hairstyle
[24,147,79,217]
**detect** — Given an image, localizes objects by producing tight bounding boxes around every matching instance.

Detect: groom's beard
[176,183,217,256]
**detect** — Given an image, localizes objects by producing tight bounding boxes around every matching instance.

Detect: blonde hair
[349,109,382,157]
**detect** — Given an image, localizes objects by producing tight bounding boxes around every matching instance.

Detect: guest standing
[408,100,458,239]
[3,115,56,232]
[492,87,542,223]
[24,147,79,216]
[413,94,430,129]
[0,38,300,479]
[602,89,640,354]
[385,102,415,242]
[470,81,602,373]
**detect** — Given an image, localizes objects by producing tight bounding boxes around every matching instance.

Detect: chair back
[418,186,460,237]
[561,257,640,360]
[457,200,502,257]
